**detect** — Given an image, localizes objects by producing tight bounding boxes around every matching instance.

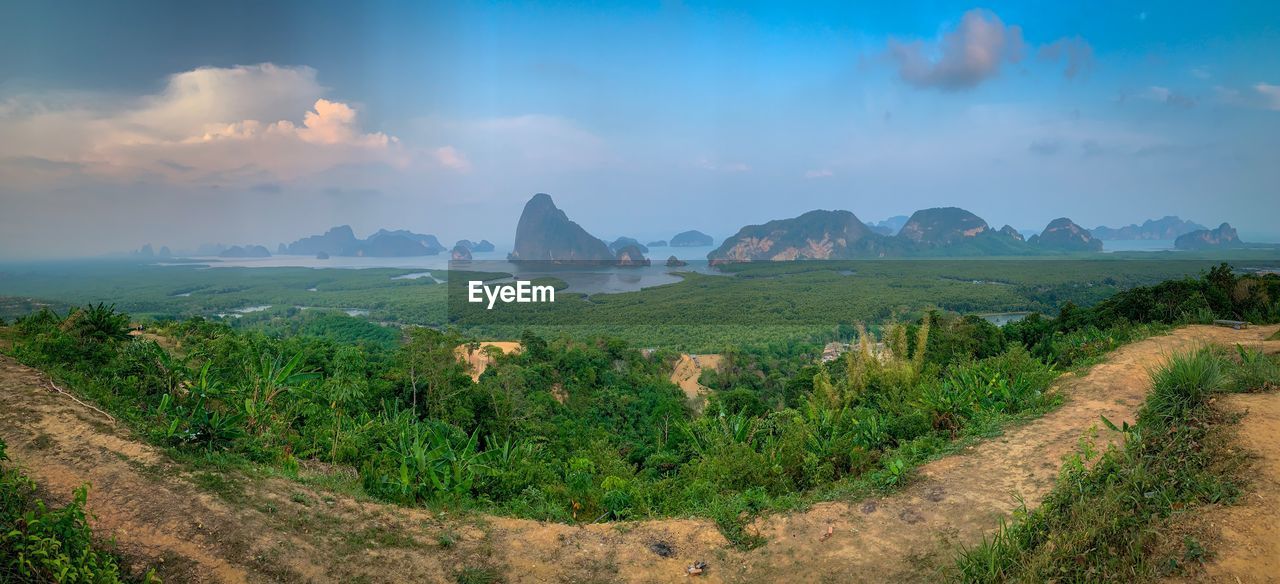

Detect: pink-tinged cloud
[432,145,471,171]
[1256,83,1280,110]
[887,9,1025,91]
[0,64,404,187]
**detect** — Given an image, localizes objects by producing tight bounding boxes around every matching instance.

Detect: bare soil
[668,354,724,410]
[456,341,523,381]
[1,324,1276,583]
[1170,387,1280,583]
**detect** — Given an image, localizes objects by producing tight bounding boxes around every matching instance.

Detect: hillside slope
[1,325,1277,583]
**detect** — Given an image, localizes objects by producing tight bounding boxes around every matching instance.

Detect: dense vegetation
[0,436,150,583]
[3,257,1279,351]
[955,344,1280,581]
[3,266,1274,551]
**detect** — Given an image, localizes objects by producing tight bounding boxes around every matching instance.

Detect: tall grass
[1225,345,1280,394]
[954,347,1262,582]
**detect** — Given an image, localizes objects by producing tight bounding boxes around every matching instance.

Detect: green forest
[3,256,1280,352]
[3,264,1277,559]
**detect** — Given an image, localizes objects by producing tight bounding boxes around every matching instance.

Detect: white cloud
[0,64,411,187]
[1256,83,1280,110]
[432,145,471,171]
[1142,86,1196,108]
[803,169,833,179]
[886,9,1025,91]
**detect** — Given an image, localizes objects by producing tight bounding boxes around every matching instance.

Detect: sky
[2,0,1279,258]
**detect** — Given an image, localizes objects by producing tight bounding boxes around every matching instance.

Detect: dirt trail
[456,341,522,381]
[669,354,724,407]
[1,325,1276,583]
[1175,389,1280,583]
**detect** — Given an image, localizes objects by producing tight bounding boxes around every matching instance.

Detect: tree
[397,328,470,420]
[324,346,369,461]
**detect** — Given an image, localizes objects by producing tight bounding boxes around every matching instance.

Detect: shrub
[955,348,1247,581]
[1225,345,1280,393]
[0,437,142,583]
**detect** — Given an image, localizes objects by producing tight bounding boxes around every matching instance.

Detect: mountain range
[707,207,1101,262]
[282,226,447,257]
[1175,223,1245,250]
[1092,216,1207,240]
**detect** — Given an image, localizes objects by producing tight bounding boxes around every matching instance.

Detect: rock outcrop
[867,215,909,236]
[998,225,1024,241]
[219,245,272,258]
[1029,218,1103,252]
[615,244,650,267]
[455,239,495,252]
[708,210,884,262]
[508,193,615,264]
[284,226,360,256]
[284,227,445,257]
[609,237,649,254]
[898,207,990,246]
[670,230,714,247]
[1093,216,1207,240]
[1174,223,1245,250]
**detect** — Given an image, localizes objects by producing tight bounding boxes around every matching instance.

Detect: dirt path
[1,325,1276,583]
[456,341,522,381]
[1176,389,1280,583]
[669,354,724,409]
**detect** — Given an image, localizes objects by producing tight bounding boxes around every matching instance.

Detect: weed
[455,566,502,584]
[953,347,1252,582]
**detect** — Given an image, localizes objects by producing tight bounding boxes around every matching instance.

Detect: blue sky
[2,0,1279,256]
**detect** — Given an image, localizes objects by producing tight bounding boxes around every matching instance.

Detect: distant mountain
[898,207,990,246]
[609,237,649,254]
[352,231,438,257]
[868,215,910,236]
[196,243,228,256]
[1029,218,1103,252]
[708,210,885,262]
[451,243,473,261]
[670,230,714,247]
[508,193,614,264]
[998,225,1024,241]
[1175,223,1245,250]
[284,226,445,257]
[455,239,495,252]
[615,244,650,267]
[705,207,1116,262]
[219,245,271,258]
[648,240,668,247]
[1092,216,1207,240]
[665,255,687,267]
[284,226,360,256]
[367,229,446,254]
